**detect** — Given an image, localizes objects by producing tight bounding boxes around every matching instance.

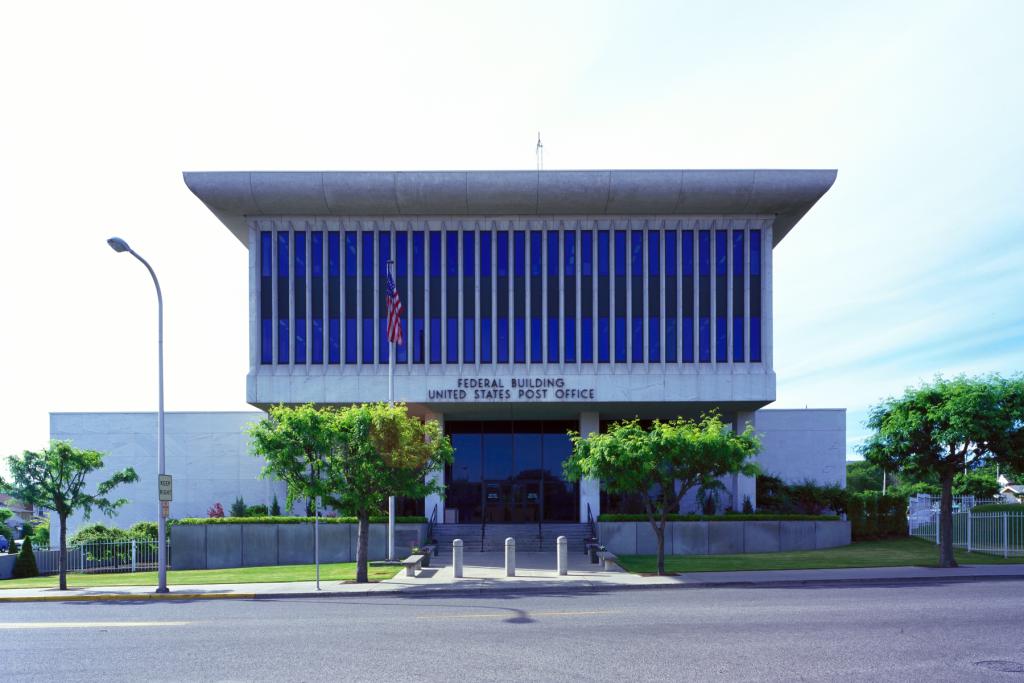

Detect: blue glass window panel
[344,231,357,273]
[562,231,574,276]
[715,230,726,276]
[751,317,761,361]
[362,232,374,272]
[648,230,659,276]
[548,320,560,363]
[379,320,389,364]
[362,232,374,363]
[750,230,761,276]
[547,231,559,362]
[261,320,272,365]
[682,231,693,276]
[631,231,643,275]
[430,319,442,363]
[531,317,542,362]
[648,317,659,362]
[614,317,626,362]
[480,231,491,277]
[699,231,710,276]
[278,232,289,277]
[345,319,357,364]
[598,231,610,276]
[330,319,341,364]
[582,319,593,362]
[666,318,676,363]
[413,231,425,277]
[614,231,626,274]
[514,317,526,362]
[446,231,458,276]
[481,318,491,363]
[497,231,509,276]
[294,232,306,365]
[362,319,374,364]
[396,232,407,276]
[378,232,391,276]
[463,231,475,276]
[260,231,272,276]
[733,318,744,361]
[497,317,509,363]
[665,231,676,276]
[733,231,744,276]
[395,231,408,363]
[413,318,425,363]
[429,231,442,276]
[716,318,727,362]
[311,232,323,277]
[699,318,710,362]
[279,319,290,364]
[312,319,323,364]
[513,231,525,277]
[631,318,643,362]
[463,319,475,363]
[447,319,459,363]
[530,231,542,275]
[598,317,609,363]
[683,317,694,362]
[581,231,592,276]
[564,320,575,363]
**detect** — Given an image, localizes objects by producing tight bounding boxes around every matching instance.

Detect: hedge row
[972,503,1023,513]
[170,515,427,526]
[847,493,907,540]
[597,513,839,522]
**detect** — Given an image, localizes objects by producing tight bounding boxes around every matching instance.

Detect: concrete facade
[753,409,847,487]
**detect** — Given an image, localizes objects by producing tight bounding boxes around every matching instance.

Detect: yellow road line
[0,621,191,630]
[417,609,620,620]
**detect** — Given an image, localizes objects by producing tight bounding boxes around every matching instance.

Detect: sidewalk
[3,552,1024,602]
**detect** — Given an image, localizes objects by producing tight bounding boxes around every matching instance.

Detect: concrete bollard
[505,537,516,577]
[453,538,463,578]
[556,535,568,576]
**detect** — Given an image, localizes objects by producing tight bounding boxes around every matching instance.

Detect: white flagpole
[387,260,396,562]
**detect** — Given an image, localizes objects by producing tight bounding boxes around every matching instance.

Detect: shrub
[128,521,158,540]
[245,504,269,517]
[597,513,839,522]
[31,518,50,548]
[207,502,225,518]
[12,536,39,578]
[69,523,131,545]
[972,503,1024,513]
[847,492,907,540]
[229,497,247,518]
[742,496,754,514]
[170,515,428,526]
[270,495,282,517]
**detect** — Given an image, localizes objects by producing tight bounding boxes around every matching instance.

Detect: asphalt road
[2,580,1023,682]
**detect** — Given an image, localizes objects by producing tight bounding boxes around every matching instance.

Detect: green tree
[0,507,14,551]
[862,374,1024,567]
[270,494,282,517]
[0,441,139,590]
[229,496,247,518]
[846,460,884,494]
[565,414,760,576]
[954,464,1000,499]
[249,403,452,583]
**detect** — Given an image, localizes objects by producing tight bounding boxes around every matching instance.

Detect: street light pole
[107,237,169,593]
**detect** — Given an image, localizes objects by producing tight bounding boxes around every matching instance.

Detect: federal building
[51,170,846,536]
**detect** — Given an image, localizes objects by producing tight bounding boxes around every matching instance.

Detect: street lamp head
[107,237,131,253]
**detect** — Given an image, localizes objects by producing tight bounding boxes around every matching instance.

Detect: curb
[3,572,1024,603]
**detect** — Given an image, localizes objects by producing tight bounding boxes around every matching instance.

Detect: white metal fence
[909,509,1024,558]
[33,540,170,576]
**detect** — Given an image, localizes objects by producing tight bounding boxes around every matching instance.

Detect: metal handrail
[425,503,438,545]
[586,502,598,543]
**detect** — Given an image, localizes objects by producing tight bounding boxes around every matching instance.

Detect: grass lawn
[0,561,401,590]
[616,537,1024,574]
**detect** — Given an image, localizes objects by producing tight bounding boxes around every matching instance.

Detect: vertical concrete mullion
[764,224,774,370]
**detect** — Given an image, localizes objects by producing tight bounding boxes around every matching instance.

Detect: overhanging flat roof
[184,169,836,247]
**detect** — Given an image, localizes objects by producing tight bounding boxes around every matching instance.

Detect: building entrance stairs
[434,523,593,553]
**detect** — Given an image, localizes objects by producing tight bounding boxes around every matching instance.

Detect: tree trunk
[939,470,957,568]
[356,510,369,583]
[655,523,666,576]
[59,513,68,591]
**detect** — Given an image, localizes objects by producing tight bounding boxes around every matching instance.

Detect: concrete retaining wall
[171,523,427,570]
[598,520,851,556]
[0,555,15,580]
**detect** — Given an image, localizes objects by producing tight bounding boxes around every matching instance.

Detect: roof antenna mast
[536,132,544,171]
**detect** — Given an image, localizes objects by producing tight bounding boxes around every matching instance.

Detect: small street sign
[161,501,170,518]
[159,474,173,501]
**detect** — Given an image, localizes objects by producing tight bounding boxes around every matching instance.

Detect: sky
[1,0,1021,473]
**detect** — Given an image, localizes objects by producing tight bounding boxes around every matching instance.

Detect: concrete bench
[599,552,618,571]
[401,554,426,577]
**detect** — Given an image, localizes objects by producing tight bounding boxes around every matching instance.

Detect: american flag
[385,264,404,346]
